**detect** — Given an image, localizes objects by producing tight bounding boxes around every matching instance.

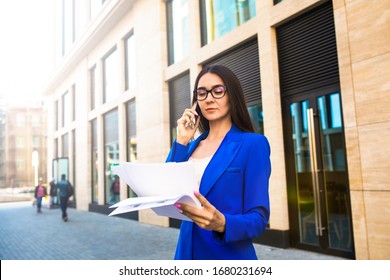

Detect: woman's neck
[191,119,232,159]
[207,119,232,141]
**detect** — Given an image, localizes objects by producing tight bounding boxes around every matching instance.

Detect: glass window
[318,93,346,172]
[90,65,97,110]
[126,100,137,198]
[247,103,264,134]
[72,84,76,121]
[290,101,310,173]
[330,93,342,128]
[103,48,119,103]
[125,32,136,90]
[32,136,40,148]
[55,100,58,131]
[301,100,309,132]
[166,0,190,65]
[16,137,24,148]
[62,91,70,127]
[201,0,256,45]
[318,93,343,130]
[126,100,137,162]
[62,0,75,56]
[54,138,58,159]
[90,0,104,19]
[16,115,25,127]
[62,133,69,157]
[104,109,119,204]
[91,118,98,204]
[31,115,40,127]
[16,159,25,171]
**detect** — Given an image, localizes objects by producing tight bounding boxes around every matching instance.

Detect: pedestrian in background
[49,179,57,209]
[110,175,120,204]
[34,180,47,213]
[55,174,74,222]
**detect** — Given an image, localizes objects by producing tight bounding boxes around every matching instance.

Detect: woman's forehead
[198,72,223,86]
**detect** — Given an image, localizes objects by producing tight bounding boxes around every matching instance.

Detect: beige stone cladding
[334,0,390,259]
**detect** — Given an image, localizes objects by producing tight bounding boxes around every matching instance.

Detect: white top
[189,155,213,186]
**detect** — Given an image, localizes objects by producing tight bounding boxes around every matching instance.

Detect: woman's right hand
[176,102,200,146]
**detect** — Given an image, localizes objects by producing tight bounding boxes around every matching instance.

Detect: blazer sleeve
[166,140,190,162]
[214,135,271,244]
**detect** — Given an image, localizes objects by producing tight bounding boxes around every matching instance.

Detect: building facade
[0,102,47,189]
[43,0,390,259]
[0,96,6,187]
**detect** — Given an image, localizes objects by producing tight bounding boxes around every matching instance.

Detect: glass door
[284,92,354,258]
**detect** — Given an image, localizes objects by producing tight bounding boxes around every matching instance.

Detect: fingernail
[174,203,181,208]
[193,111,198,116]
[194,191,200,196]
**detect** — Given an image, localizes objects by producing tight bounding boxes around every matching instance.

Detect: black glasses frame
[194,85,227,101]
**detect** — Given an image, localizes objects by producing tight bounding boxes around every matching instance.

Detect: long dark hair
[192,65,255,133]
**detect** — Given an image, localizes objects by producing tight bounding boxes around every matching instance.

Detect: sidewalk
[0,201,345,260]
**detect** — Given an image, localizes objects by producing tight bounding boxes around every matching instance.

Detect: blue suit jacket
[166,124,271,260]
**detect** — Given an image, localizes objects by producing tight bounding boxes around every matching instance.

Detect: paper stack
[109,162,200,221]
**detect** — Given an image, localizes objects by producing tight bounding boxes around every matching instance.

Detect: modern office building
[42,0,390,259]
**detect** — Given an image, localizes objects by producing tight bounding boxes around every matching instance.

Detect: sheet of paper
[110,196,169,208]
[151,194,200,221]
[110,162,201,220]
[112,161,198,197]
[109,194,197,221]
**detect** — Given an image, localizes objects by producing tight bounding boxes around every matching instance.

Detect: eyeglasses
[194,85,227,101]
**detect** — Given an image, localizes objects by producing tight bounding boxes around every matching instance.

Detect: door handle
[307,108,323,236]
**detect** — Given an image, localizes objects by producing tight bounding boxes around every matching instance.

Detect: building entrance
[283,91,354,259]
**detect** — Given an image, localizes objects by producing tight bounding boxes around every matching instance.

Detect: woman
[34,180,47,213]
[166,65,271,260]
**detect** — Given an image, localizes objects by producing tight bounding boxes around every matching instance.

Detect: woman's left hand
[175,191,226,233]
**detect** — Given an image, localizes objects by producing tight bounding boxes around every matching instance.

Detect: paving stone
[0,201,345,260]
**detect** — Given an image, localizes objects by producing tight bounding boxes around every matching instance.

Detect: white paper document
[109,162,200,221]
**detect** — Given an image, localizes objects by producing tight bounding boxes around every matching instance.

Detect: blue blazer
[166,124,271,260]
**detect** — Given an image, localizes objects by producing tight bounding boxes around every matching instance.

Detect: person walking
[34,180,47,213]
[49,179,57,209]
[55,174,74,222]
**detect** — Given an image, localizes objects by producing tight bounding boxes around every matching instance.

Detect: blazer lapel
[199,125,243,197]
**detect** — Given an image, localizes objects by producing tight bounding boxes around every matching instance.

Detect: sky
[0,0,54,106]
